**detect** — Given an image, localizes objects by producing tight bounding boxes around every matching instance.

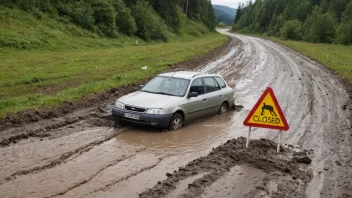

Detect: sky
[212,0,250,9]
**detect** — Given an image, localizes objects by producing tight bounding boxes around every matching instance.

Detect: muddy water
[0,30,351,198]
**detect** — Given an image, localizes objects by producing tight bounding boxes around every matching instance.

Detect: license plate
[124,113,139,120]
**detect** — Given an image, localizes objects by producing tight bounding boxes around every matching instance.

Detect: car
[112,71,235,131]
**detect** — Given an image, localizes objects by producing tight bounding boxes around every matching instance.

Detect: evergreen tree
[110,0,137,36]
[336,1,352,44]
[232,0,349,44]
[234,3,242,23]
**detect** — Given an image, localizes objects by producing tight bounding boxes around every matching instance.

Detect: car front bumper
[112,107,173,128]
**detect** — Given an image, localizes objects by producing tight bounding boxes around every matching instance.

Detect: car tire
[115,121,124,128]
[218,102,228,115]
[169,113,183,131]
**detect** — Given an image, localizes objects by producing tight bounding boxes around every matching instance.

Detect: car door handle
[202,98,207,101]
[219,94,223,97]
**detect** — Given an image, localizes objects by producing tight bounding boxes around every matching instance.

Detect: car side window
[189,78,205,95]
[214,76,226,88]
[203,77,220,93]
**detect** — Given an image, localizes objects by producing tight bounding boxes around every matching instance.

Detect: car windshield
[141,76,190,97]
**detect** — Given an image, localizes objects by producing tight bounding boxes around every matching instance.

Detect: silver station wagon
[112,71,235,130]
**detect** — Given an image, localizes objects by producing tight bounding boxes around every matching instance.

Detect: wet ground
[0,30,351,198]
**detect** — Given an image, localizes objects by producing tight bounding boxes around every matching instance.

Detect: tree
[132,0,169,41]
[336,1,352,44]
[218,22,225,28]
[303,6,336,43]
[280,19,302,40]
[341,1,352,23]
[336,22,352,45]
[205,1,216,31]
[91,0,117,37]
[234,3,242,23]
[110,0,137,36]
[147,0,182,33]
[71,2,95,30]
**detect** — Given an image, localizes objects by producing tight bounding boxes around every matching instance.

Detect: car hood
[118,91,180,108]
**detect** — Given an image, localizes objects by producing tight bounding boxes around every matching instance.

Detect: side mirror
[188,92,198,98]
[139,85,144,89]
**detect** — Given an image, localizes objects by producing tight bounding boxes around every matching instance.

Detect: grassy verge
[0,33,228,118]
[232,31,352,84]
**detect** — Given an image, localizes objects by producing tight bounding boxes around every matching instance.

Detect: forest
[0,0,216,42]
[232,0,352,45]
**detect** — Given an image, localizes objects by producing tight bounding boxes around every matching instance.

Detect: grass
[0,33,228,118]
[232,31,352,83]
[0,6,151,50]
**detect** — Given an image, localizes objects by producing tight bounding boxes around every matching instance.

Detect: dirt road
[0,30,351,198]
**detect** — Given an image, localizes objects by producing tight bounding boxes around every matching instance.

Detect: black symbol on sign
[261,103,277,117]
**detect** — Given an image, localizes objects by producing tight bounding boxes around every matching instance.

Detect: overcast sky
[212,0,250,9]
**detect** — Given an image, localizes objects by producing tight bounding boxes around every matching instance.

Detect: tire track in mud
[48,148,147,198]
[0,111,115,147]
[1,127,130,185]
[81,154,171,198]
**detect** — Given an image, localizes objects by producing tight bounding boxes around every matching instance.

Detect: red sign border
[243,87,289,131]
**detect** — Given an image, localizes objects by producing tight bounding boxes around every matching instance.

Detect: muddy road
[0,30,351,198]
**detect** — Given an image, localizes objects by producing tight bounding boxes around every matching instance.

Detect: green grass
[0,6,210,51]
[0,6,150,50]
[232,31,352,84]
[0,33,228,118]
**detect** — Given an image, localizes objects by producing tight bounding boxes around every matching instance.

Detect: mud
[139,137,313,198]
[0,30,351,198]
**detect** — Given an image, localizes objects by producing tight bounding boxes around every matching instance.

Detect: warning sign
[243,87,289,131]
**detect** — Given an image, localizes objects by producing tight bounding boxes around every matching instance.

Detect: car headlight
[115,101,124,109]
[146,108,166,115]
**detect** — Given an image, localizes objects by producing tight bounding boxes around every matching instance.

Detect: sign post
[246,127,251,148]
[277,130,282,153]
[243,87,289,152]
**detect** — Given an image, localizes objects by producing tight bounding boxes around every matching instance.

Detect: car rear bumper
[112,107,173,128]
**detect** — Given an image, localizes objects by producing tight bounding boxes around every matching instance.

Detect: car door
[203,77,222,115]
[186,78,207,121]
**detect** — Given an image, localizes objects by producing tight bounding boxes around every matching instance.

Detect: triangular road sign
[243,87,289,131]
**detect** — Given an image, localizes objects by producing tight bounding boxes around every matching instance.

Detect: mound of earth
[139,137,313,198]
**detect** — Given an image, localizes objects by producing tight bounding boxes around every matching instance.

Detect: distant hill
[213,5,236,26]
[214,9,234,26]
[213,5,237,17]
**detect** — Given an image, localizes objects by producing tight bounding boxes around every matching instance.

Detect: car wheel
[218,102,228,115]
[115,121,124,128]
[169,113,183,131]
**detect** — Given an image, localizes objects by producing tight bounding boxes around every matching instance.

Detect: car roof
[158,71,219,80]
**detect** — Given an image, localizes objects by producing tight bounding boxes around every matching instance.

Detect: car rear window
[214,76,226,88]
[203,77,220,93]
